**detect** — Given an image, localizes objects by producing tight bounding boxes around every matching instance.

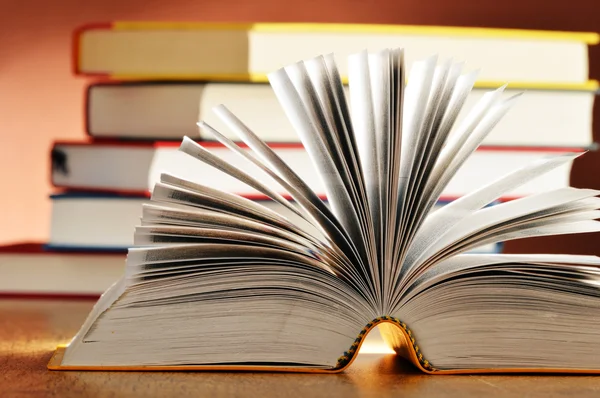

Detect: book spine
[72,22,114,77]
[85,80,135,139]
[49,185,152,198]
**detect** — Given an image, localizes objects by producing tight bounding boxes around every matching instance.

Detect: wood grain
[2,299,600,398]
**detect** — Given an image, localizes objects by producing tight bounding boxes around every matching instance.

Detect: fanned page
[53,48,600,374]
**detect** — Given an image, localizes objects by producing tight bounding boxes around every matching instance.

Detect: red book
[50,139,582,199]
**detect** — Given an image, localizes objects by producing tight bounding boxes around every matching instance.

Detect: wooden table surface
[2,298,600,398]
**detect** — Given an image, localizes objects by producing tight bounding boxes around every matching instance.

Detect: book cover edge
[88,73,600,92]
[84,78,600,91]
[47,317,600,374]
[75,21,600,44]
[49,139,590,153]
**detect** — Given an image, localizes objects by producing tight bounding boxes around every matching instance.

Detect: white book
[53,49,600,375]
[47,193,501,253]
[87,81,596,148]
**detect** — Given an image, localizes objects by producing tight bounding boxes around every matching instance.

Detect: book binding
[47,317,600,374]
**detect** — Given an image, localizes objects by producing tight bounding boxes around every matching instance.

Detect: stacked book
[2,22,597,298]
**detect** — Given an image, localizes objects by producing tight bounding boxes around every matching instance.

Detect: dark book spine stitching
[335,316,435,372]
[84,83,93,137]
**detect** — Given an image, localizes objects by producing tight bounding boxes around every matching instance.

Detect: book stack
[2,22,597,298]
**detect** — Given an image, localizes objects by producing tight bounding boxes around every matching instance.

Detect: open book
[49,49,600,374]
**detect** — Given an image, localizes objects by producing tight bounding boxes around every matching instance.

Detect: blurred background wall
[0,0,598,252]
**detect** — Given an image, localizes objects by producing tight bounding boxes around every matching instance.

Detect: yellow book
[51,48,600,374]
[74,21,598,88]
